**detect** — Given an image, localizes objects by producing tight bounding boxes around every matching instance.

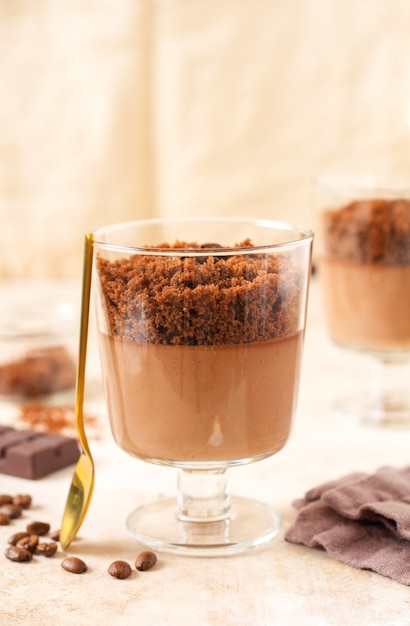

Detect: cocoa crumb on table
[96,240,303,345]
[323,198,410,264]
[16,404,99,437]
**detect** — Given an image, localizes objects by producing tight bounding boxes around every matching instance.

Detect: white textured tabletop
[1,278,409,626]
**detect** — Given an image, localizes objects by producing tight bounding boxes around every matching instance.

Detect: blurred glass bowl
[0,288,79,403]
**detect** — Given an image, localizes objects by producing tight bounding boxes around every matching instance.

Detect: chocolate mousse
[320,198,410,351]
[95,241,306,464]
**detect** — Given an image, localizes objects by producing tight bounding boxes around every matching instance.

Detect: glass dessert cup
[93,217,313,556]
[316,172,410,427]
[0,287,78,405]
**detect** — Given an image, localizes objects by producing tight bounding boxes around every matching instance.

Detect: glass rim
[0,298,78,340]
[92,217,313,256]
[315,171,410,198]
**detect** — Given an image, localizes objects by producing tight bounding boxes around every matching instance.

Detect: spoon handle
[75,233,94,457]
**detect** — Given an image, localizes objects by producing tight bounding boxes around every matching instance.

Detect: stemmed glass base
[334,353,410,427]
[127,468,281,556]
[335,394,410,427]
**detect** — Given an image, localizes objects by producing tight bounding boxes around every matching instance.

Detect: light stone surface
[0,277,409,625]
[1,1,410,277]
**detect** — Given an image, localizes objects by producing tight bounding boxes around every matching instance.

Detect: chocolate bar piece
[0,426,80,480]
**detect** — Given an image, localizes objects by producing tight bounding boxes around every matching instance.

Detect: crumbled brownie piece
[0,346,76,398]
[323,198,410,264]
[96,240,303,345]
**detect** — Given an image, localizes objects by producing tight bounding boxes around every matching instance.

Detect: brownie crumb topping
[96,240,303,345]
[323,198,410,264]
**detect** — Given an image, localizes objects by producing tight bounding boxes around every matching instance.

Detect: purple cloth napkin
[285,466,410,585]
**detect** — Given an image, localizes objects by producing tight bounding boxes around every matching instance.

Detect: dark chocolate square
[0,427,80,480]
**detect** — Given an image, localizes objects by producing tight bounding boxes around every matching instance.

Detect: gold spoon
[60,233,95,550]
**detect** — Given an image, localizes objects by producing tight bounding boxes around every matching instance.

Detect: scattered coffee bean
[0,504,22,519]
[200,243,223,249]
[108,560,132,579]
[2,493,159,579]
[8,531,30,545]
[36,542,58,557]
[12,494,32,509]
[0,513,10,525]
[61,556,87,574]
[26,521,50,536]
[135,550,157,571]
[197,243,224,264]
[5,545,33,562]
[49,529,60,542]
[0,495,13,506]
[16,535,39,553]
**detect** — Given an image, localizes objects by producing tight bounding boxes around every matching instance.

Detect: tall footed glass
[316,173,410,426]
[93,218,313,555]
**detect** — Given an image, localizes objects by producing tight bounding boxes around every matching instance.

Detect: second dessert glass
[93,217,313,555]
[316,172,410,426]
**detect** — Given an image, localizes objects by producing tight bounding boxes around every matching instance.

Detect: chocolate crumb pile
[16,404,100,439]
[0,346,76,399]
[323,198,410,264]
[96,240,303,345]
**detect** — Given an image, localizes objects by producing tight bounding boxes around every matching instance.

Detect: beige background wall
[1,0,410,277]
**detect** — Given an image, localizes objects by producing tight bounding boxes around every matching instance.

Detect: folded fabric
[285,466,410,586]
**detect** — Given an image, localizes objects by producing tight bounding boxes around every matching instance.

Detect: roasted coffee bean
[135,550,157,571]
[0,512,10,525]
[8,531,30,546]
[0,495,12,506]
[16,535,39,553]
[49,529,60,542]
[197,242,224,264]
[12,494,32,509]
[26,521,50,536]
[36,542,57,557]
[0,504,22,519]
[200,243,223,249]
[5,545,33,562]
[108,560,132,579]
[61,556,87,574]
